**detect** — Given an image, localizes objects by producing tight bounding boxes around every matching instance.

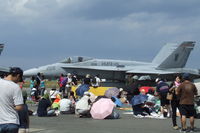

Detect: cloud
[0,0,200,69]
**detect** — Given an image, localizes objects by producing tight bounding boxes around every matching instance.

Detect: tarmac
[28,106,200,133]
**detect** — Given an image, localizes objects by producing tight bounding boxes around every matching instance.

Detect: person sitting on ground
[131,89,151,117]
[118,88,129,104]
[30,85,37,102]
[105,98,120,119]
[59,94,75,114]
[111,96,123,107]
[145,89,157,113]
[50,86,60,103]
[69,91,76,105]
[51,94,61,111]
[75,92,91,117]
[37,94,56,117]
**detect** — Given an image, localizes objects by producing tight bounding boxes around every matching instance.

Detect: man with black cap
[177,73,198,132]
[0,67,24,133]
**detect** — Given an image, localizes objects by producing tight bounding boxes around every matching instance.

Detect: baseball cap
[155,78,161,83]
[182,73,190,80]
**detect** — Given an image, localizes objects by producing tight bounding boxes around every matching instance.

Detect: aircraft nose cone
[23,68,39,77]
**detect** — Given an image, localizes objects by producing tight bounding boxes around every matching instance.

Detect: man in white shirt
[59,95,74,114]
[0,67,24,133]
[92,75,101,88]
[75,92,91,117]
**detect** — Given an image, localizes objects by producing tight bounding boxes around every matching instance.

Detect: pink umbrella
[90,98,115,119]
[104,88,120,98]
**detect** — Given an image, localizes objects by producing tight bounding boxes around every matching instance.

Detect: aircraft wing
[61,65,174,74]
[127,67,200,75]
[0,67,9,72]
[126,69,175,74]
[62,65,200,76]
[0,66,9,76]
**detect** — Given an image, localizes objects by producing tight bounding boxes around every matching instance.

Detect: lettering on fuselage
[46,66,56,71]
[101,62,119,66]
[91,63,97,66]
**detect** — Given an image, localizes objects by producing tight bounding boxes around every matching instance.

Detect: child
[30,85,37,102]
[69,91,76,105]
[50,86,60,103]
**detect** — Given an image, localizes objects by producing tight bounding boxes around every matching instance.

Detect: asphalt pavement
[28,107,200,133]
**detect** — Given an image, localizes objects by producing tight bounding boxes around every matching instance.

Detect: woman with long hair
[169,75,182,130]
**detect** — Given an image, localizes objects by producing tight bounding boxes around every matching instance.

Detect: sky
[0,0,200,70]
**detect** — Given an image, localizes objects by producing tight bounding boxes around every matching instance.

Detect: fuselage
[24,57,156,80]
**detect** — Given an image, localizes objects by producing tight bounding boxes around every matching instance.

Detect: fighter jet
[24,41,200,81]
[0,44,9,76]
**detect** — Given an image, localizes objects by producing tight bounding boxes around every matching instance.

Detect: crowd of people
[129,74,198,133]
[0,68,199,133]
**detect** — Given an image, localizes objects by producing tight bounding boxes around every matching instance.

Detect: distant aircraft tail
[152,41,195,69]
[0,44,4,55]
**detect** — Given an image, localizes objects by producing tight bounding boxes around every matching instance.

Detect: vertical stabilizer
[0,44,4,55]
[152,41,195,69]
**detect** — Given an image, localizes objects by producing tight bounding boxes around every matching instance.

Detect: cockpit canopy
[59,56,93,63]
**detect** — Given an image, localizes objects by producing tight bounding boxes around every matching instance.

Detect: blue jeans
[0,123,19,133]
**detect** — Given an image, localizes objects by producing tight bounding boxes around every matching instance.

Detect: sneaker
[173,126,179,130]
[133,114,144,118]
[157,115,166,119]
[55,110,60,116]
[167,113,171,118]
[179,129,187,133]
[189,128,194,132]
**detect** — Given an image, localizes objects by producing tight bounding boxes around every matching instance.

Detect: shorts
[179,104,195,117]
[160,92,170,106]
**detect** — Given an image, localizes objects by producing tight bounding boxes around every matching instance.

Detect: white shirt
[0,79,23,125]
[75,95,90,110]
[59,99,72,112]
[50,90,60,99]
[147,94,156,104]
[66,77,73,87]
[93,77,101,87]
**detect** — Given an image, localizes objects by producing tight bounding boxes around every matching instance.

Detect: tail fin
[0,44,4,55]
[152,41,195,69]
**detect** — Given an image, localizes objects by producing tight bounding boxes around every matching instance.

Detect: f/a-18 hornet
[24,41,200,81]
